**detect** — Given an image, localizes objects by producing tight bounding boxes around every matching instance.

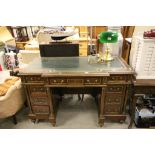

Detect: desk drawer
[80,33,88,38]
[79,48,87,56]
[32,105,49,114]
[31,97,48,105]
[105,95,122,103]
[28,86,47,97]
[104,104,122,114]
[29,86,46,93]
[49,78,67,85]
[67,78,84,85]
[104,95,124,114]
[107,85,125,93]
[79,41,88,49]
[108,75,127,82]
[25,76,44,83]
[84,78,101,85]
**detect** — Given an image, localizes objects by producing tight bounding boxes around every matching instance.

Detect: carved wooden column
[98,86,107,127]
[47,87,56,126]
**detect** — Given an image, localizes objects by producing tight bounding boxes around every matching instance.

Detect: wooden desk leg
[98,115,104,127]
[128,95,138,129]
[49,114,56,127]
[98,87,106,127]
[46,87,56,127]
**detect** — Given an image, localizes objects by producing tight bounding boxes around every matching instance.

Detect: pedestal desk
[19,56,134,127]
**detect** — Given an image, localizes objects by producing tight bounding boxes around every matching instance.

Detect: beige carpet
[0,95,135,129]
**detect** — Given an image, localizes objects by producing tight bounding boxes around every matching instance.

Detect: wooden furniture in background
[16,41,28,49]
[122,26,135,39]
[78,38,88,56]
[78,26,89,56]
[9,26,29,49]
[123,38,132,63]
[94,26,107,37]
[19,56,134,127]
[11,26,29,42]
[121,26,135,62]
[78,26,107,56]
[79,26,88,38]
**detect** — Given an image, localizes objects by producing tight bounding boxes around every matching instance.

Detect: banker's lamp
[99,31,118,61]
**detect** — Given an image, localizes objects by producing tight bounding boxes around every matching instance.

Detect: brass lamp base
[102,52,114,61]
[98,48,114,62]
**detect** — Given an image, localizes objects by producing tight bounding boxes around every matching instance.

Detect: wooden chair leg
[81,94,84,101]
[78,94,84,101]
[12,115,17,124]
[78,94,81,100]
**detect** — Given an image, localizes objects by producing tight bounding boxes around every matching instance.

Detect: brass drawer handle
[61,80,64,83]
[95,80,98,82]
[86,80,90,83]
[53,80,57,83]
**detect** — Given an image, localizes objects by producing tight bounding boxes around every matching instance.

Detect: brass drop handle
[87,80,90,82]
[61,80,64,83]
[95,80,98,82]
[53,80,56,83]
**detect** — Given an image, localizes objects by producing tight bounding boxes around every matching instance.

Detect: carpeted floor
[0,95,135,129]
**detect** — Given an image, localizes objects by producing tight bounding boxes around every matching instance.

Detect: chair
[0,75,26,124]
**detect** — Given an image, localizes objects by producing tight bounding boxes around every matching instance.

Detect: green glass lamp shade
[99,31,118,44]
